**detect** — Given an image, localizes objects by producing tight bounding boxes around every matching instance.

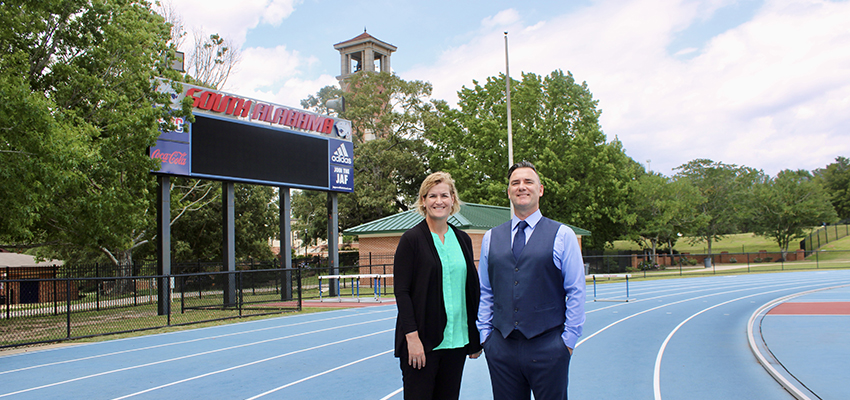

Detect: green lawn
[612,232,803,254]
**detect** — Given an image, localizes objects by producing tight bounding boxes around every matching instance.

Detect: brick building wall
[356,231,490,284]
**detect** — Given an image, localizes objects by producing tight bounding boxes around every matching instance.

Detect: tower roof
[334,31,397,52]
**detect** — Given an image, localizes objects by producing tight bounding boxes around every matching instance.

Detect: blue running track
[1,270,848,399]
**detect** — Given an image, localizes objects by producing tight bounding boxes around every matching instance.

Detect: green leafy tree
[748,169,837,260]
[0,0,192,268]
[132,181,278,262]
[674,159,761,258]
[814,156,850,220]
[624,172,707,264]
[429,70,639,248]
[296,72,432,245]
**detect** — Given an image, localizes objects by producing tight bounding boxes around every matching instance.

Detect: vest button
[515,268,519,272]
[514,281,518,285]
[514,308,518,312]
[514,321,519,326]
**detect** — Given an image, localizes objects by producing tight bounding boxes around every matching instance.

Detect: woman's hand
[405,331,426,369]
[469,350,483,359]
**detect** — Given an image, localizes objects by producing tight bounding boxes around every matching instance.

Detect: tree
[0,0,192,268]
[186,31,241,90]
[748,169,837,260]
[296,72,433,244]
[429,70,640,248]
[674,159,761,258]
[623,172,707,265]
[814,156,850,220]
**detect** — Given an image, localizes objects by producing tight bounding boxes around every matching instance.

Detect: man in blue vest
[477,161,586,400]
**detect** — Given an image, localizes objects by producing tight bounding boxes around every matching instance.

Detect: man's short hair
[508,161,539,181]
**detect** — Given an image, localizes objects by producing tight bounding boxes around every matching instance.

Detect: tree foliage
[814,156,850,220]
[673,159,762,256]
[0,0,192,266]
[295,72,432,245]
[748,169,837,259]
[624,172,707,263]
[429,70,639,248]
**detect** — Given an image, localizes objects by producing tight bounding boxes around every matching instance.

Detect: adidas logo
[331,143,352,164]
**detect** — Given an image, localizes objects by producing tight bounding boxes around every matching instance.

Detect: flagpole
[504,31,514,216]
[505,31,513,168]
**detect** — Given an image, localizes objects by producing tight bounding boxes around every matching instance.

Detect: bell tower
[334,30,397,90]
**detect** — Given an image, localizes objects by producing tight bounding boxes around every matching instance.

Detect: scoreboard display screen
[191,115,329,188]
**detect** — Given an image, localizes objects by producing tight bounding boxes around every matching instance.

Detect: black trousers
[400,347,467,400]
[483,328,571,400]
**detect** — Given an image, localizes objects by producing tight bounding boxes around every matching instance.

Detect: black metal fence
[3,248,847,349]
[0,268,301,349]
[801,223,850,254]
[584,250,850,277]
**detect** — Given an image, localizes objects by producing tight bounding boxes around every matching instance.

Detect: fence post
[95,263,100,311]
[297,267,302,312]
[166,275,172,326]
[66,279,72,339]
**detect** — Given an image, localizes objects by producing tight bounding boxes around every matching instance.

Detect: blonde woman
[393,172,482,400]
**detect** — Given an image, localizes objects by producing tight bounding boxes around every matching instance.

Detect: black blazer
[393,219,482,358]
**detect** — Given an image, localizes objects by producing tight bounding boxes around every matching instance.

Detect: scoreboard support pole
[156,175,171,316]
[223,182,237,306]
[327,192,340,297]
[280,187,293,300]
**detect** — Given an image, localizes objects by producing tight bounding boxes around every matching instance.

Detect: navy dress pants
[483,328,571,400]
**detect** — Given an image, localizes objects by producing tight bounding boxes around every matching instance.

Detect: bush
[729,257,737,263]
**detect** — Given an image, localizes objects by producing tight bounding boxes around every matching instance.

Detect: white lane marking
[747,285,850,400]
[379,387,404,400]
[0,308,394,376]
[576,277,832,348]
[245,348,395,399]
[0,317,394,398]
[652,282,838,400]
[112,331,393,399]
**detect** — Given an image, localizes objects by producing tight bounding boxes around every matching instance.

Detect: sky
[164,0,850,177]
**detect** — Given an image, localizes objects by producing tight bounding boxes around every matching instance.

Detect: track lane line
[0,308,394,376]
[0,317,394,398]
[111,330,394,399]
[652,282,847,400]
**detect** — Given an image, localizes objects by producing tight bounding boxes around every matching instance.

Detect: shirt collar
[512,209,542,231]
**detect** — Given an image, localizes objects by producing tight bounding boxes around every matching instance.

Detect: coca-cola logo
[151,149,188,165]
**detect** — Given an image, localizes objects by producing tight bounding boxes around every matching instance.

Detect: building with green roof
[344,203,590,265]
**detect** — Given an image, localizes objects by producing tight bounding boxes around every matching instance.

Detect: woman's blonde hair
[414,171,462,216]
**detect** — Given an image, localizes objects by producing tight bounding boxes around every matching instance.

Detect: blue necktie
[513,220,528,260]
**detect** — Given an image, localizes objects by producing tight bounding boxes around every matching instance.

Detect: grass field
[612,232,806,254]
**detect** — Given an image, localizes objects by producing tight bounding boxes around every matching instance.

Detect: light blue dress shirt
[477,209,587,349]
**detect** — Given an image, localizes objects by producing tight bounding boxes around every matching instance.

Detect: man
[477,161,586,400]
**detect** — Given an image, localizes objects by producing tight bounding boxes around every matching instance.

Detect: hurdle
[590,274,633,302]
[318,274,392,302]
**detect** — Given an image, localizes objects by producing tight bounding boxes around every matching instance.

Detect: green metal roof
[343,203,591,236]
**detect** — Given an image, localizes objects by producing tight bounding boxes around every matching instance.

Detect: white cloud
[169,0,299,46]
[224,45,336,107]
[168,0,850,176]
[403,0,850,176]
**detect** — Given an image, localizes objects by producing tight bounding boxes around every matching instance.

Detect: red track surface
[768,301,850,315]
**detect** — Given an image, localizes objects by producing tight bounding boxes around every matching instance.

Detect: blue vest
[488,217,565,339]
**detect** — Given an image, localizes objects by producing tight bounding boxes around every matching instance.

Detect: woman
[393,171,482,400]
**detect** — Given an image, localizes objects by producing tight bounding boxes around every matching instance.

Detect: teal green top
[431,228,469,350]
